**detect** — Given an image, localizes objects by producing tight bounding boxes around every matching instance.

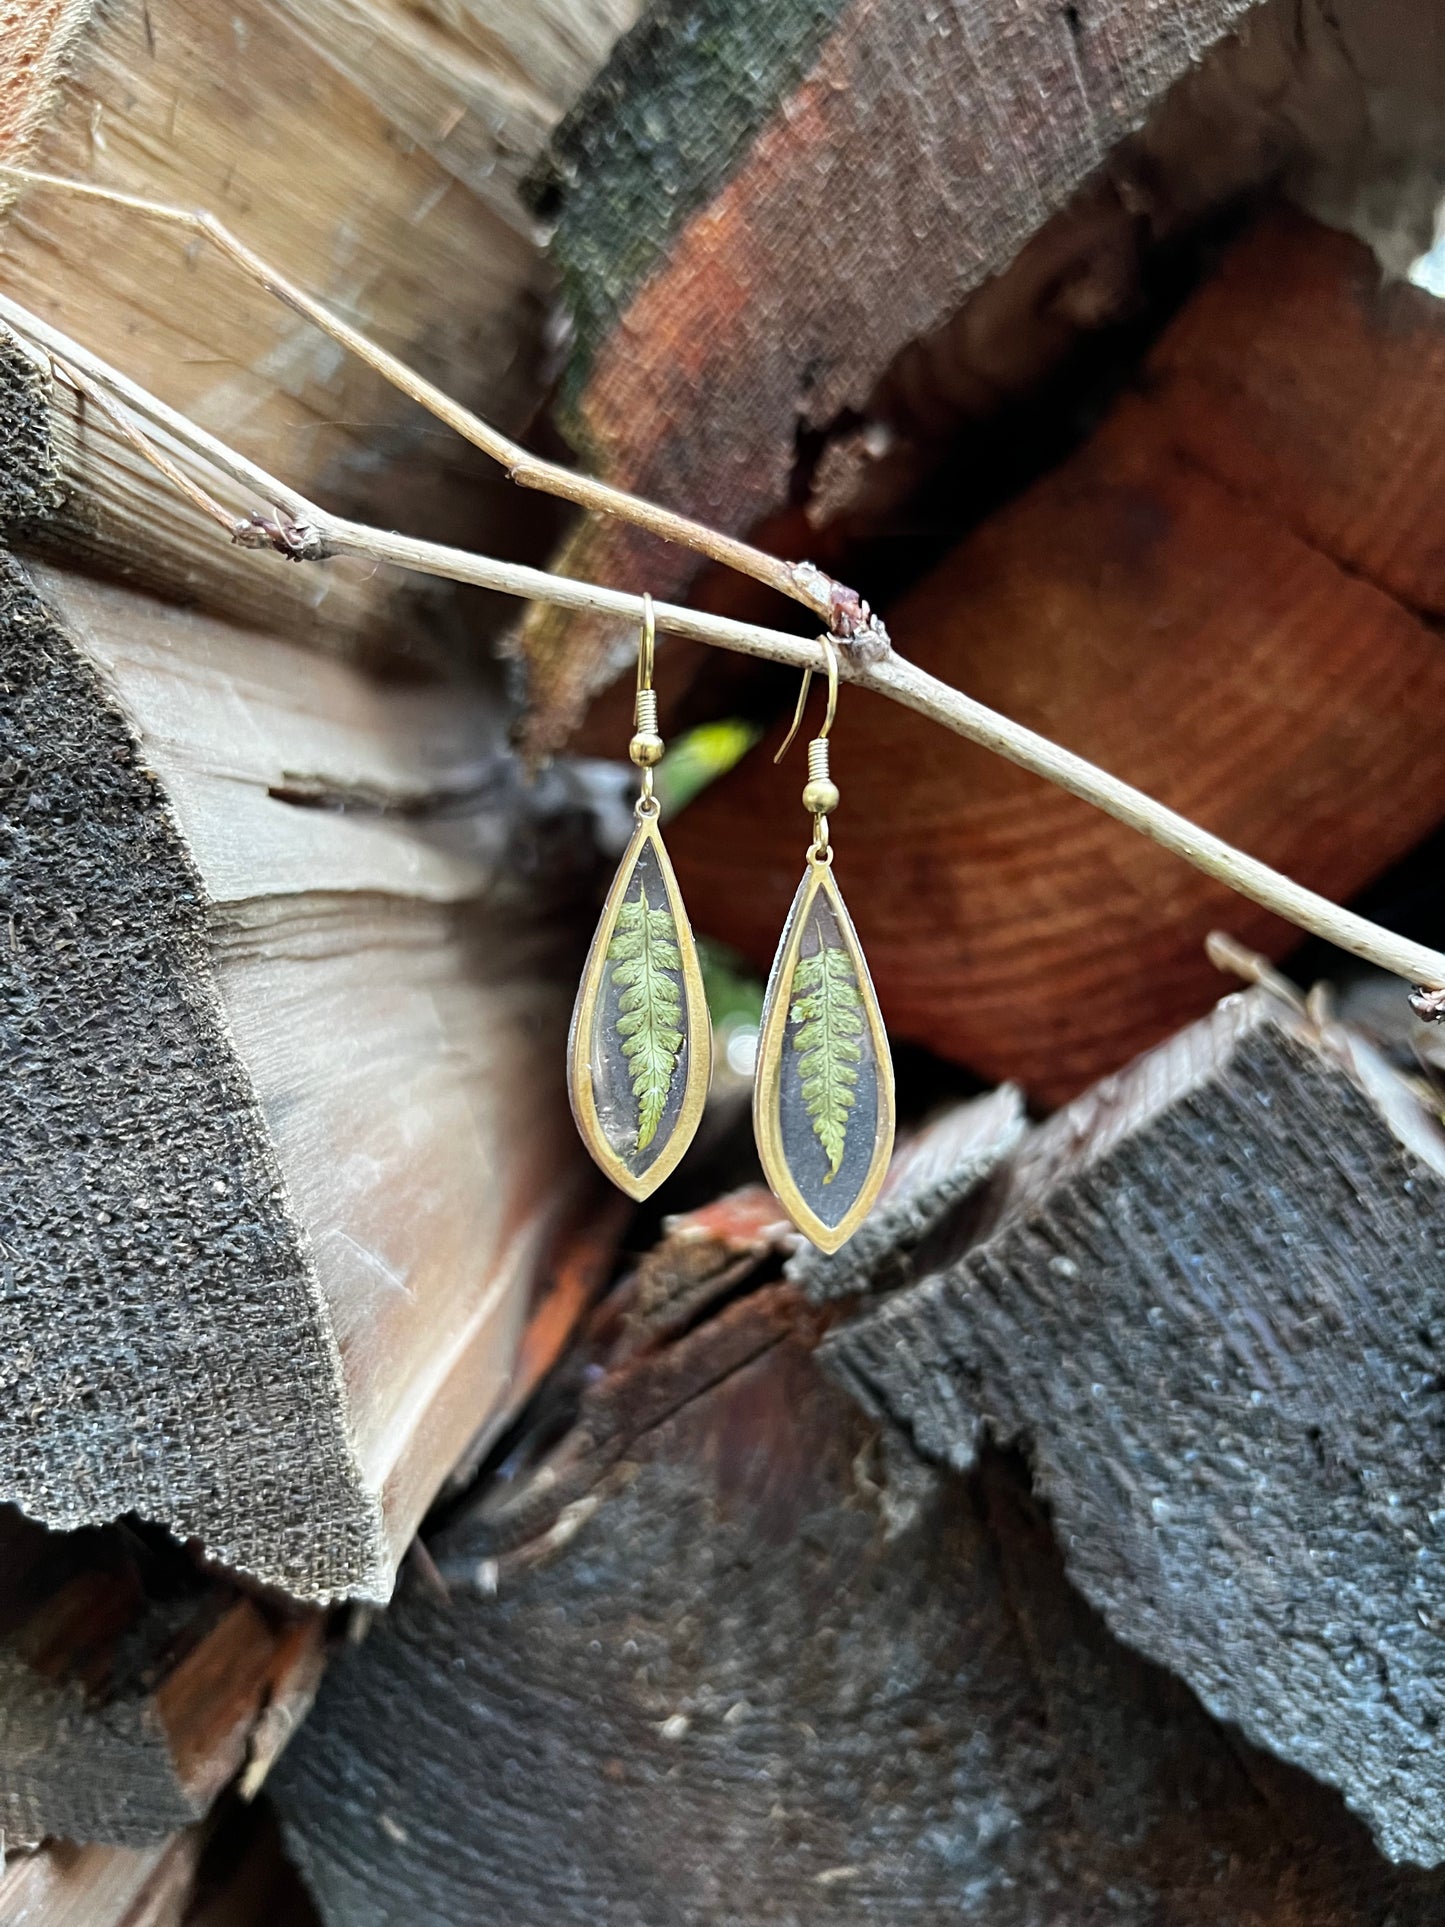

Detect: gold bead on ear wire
[752,639,895,1253]
[567,595,712,1199]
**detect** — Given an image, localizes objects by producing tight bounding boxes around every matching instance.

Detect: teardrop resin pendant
[569,805,712,1199]
[754,851,895,1253]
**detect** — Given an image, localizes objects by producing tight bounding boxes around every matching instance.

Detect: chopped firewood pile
[6,0,1445,1922]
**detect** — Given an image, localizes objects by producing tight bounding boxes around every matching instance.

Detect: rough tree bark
[830,988,1445,1866]
[270,1255,1445,1924]
[0,326,627,1599]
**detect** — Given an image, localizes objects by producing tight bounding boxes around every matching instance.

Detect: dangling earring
[753,639,894,1253]
[568,595,712,1199]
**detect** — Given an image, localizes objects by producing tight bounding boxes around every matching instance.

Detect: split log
[829,986,1445,1866]
[0,325,378,653]
[517,0,1259,744]
[0,1832,205,1927]
[669,210,1445,1101]
[515,0,1445,749]
[0,529,607,1599]
[0,0,638,653]
[0,1802,319,1927]
[270,1265,1445,1924]
[0,1510,322,1848]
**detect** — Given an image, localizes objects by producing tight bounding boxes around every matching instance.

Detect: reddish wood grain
[669,217,1445,1101]
[519,0,1257,750]
[1148,208,1445,616]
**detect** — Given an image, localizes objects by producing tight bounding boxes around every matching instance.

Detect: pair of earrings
[567,598,896,1253]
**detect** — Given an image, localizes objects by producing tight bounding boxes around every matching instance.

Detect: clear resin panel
[755,862,894,1251]
[569,819,710,1198]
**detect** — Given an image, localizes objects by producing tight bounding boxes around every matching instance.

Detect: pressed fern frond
[789,927,862,1180]
[608,880,684,1151]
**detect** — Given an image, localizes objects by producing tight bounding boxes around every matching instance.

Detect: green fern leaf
[608,879,684,1151]
[788,926,862,1180]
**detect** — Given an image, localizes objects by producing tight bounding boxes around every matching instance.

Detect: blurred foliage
[656,718,763,817]
[698,937,764,1034]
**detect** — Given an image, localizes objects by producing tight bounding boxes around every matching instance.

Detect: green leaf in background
[789,930,862,1179]
[698,937,764,1033]
[608,882,684,1151]
[655,719,764,817]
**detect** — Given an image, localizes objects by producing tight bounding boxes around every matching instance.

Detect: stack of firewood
[7,0,1445,1920]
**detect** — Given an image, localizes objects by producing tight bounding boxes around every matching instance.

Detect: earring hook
[636,592,656,699]
[774,635,839,764]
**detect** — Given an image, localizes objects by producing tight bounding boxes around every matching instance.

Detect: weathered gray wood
[269,0,638,218]
[517,0,1264,745]
[828,989,1445,1867]
[0,0,532,602]
[0,528,596,1601]
[271,1278,1445,1924]
[787,1084,1025,1302]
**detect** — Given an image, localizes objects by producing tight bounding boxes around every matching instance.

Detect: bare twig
[2,295,1443,996]
[0,165,883,646]
[46,349,241,538]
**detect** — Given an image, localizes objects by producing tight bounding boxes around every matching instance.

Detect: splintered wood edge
[0,0,97,159]
[0,326,378,648]
[0,555,385,1602]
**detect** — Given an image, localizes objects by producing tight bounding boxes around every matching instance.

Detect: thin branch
[47,350,241,537]
[0,165,882,644]
[4,299,1443,996]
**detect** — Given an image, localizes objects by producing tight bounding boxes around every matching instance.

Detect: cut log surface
[1146,209,1445,619]
[272,1274,1445,1925]
[0,1509,322,1848]
[517,0,1259,745]
[829,988,1445,1867]
[0,535,596,1601]
[670,212,1445,1102]
[0,0,642,663]
[0,1831,203,1927]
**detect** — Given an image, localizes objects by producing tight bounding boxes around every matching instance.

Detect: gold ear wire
[629,593,664,809]
[774,635,839,765]
[774,636,841,855]
[636,591,656,702]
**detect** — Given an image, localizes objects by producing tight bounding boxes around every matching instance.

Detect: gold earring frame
[567,596,712,1200]
[752,638,895,1253]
